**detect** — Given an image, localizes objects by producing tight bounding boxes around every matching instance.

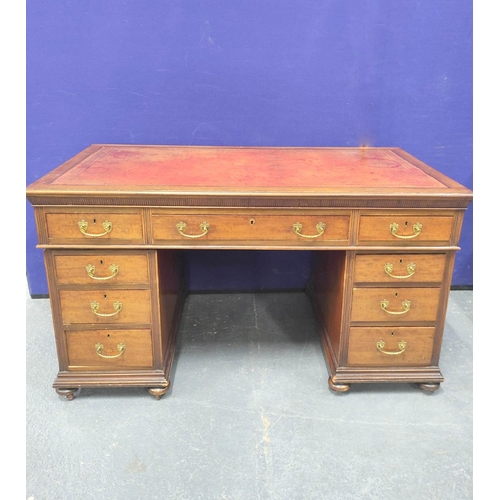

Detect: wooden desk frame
[27,145,472,400]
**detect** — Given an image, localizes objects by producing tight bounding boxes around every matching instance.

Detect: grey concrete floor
[26,287,473,500]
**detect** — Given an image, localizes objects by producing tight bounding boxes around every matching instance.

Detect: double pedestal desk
[26,145,472,400]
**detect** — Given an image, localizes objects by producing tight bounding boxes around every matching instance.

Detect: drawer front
[66,329,153,369]
[45,211,145,245]
[59,289,152,324]
[54,253,150,285]
[358,213,454,245]
[151,212,350,244]
[347,327,435,366]
[353,254,447,284]
[351,287,441,322]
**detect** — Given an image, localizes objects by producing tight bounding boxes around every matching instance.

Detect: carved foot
[419,382,440,393]
[328,377,350,393]
[148,383,170,400]
[55,388,80,401]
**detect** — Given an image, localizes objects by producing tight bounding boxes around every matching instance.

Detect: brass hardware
[86,264,119,281]
[380,299,411,315]
[376,340,407,355]
[384,262,416,279]
[293,222,326,239]
[95,342,126,359]
[90,300,123,317]
[389,222,422,239]
[176,221,210,238]
[78,219,113,237]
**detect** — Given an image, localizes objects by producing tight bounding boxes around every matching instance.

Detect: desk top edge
[26,144,473,206]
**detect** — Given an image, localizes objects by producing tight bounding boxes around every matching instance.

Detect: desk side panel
[310,251,348,373]
[155,250,186,380]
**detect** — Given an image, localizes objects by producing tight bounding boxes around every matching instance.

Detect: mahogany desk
[26,145,472,400]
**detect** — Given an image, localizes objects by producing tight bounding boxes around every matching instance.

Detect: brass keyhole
[395,292,399,297]
[249,219,255,225]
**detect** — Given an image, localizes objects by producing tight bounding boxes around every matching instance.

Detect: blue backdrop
[26,1,473,295]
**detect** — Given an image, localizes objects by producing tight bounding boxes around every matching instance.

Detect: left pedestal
[45,249,185,400]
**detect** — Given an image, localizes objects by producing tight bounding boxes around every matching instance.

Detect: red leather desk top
[26,145,472,207]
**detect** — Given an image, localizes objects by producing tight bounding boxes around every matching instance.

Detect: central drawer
[351,287,441,322]
[151,211,350,245]
[59,289,152,324]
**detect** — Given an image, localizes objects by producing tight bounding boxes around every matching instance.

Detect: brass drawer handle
[86,264,119,281]
[376,340,406,355]
[384,262,416,279]
[90,300,122,317]
[95,342,126,359]
[176,221,209,238]
[293,222,326,239]
[380,299,411,315]
[78,219,113,237]
[389,222,422,239]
